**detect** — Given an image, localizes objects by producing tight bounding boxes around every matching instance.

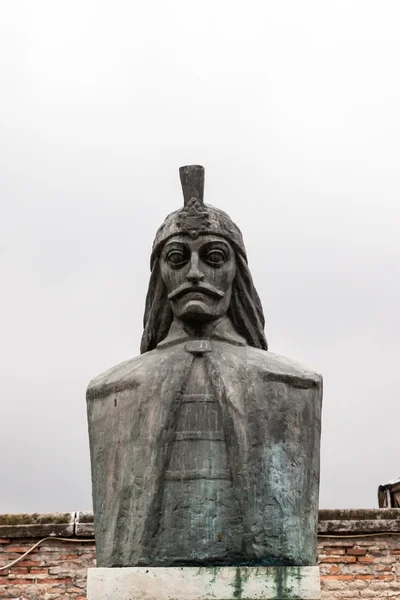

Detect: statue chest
[154,355,241,564]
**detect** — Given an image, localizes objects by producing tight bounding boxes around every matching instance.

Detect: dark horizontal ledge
[319,508,400,521]
[0,512,75,539]
[0,509,399,539]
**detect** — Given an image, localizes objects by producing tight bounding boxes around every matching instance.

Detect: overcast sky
[1,0,399,513]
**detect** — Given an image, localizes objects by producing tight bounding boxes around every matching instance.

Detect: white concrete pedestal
[87,566,320,600]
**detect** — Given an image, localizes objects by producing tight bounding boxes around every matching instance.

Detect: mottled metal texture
[179,165,205,206]
[154,353,241,563]
[86,165,323,569]
[87,319,322,567]
[150,166,246,268]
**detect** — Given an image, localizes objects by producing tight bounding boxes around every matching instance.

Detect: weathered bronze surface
[87,166,322,568]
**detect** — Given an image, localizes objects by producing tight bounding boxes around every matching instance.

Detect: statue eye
[166,249,187,267]
[204,249,226,266]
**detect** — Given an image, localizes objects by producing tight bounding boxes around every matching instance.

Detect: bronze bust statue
[87,166,322,569]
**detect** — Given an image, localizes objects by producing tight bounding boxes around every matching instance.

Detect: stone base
[87,566,320,600]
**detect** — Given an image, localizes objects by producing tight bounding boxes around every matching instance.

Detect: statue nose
[186,254,204,283]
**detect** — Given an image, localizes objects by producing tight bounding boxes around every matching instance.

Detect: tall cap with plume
[150,165,247,268]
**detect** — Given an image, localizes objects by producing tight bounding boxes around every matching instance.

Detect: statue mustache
[168,283,225,301]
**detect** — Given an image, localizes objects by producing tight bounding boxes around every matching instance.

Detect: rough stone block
[75,511,95,537]
[87,566,321,600]
[0,512,74,538]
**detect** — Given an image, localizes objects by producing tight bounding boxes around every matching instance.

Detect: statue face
[160,234,236,323]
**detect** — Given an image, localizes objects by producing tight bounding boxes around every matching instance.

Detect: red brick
[355,574,375,580]
[0,540,9,544]
[357,556,375,563]
[8,567,28,574]
[324,547,346,555]
[329,565,341,574]
[391,549,400,555]
[30,567,48,574]
[320,555,357,563]
[347,547,367,556]
[377,574,395,580]
[3,578,34,585]
[40,577,73,584]
[6,546,29,553]
[321,575,354,581]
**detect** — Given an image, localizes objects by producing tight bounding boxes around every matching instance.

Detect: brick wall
[0,537,95,599]
[318,536,400,599]
[318,509,400,599]
[0,510,399,599]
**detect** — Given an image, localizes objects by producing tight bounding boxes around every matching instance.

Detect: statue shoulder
[86,348,160,400]
[241,345,322,389]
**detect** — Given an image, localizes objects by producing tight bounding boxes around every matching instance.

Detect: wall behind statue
[0,510,399,600]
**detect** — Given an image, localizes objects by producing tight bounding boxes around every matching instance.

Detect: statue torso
[155,353,241,564]
[87,319,322,568]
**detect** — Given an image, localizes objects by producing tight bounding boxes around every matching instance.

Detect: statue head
[160,233,237,324]
[140,166,268,353]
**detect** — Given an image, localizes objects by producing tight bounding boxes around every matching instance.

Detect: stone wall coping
[0,512,75,539]
[318,508,400,520]
[0,509,399,539]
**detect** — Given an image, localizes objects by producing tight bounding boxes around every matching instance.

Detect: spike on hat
[177,166,210,239]
[150,165,247,269]
[179,165,205,206]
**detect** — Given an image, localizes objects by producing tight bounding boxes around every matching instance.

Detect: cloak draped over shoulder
[87,319,322,568]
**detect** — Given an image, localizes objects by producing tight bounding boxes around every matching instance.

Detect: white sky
[1,0,399,512]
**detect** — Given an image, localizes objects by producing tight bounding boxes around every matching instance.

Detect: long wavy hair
[140,252,268,354]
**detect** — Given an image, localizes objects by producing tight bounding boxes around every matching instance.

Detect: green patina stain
[232,567,242,599]
[193,565,308,599]
[196,565,223,586]
[271,567,302,600]
[209,565,223,585]
[274,568,285,600]
[293,566,303,581]
[0,513,71,526]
